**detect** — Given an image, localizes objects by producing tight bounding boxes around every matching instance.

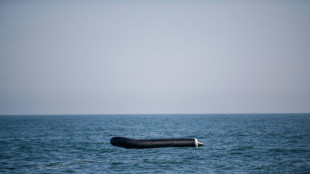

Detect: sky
[1,1,310,115]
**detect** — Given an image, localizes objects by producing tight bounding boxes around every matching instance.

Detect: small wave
[268,148,309,153]
[230,146,254,152]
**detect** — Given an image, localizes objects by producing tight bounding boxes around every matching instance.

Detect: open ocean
[0,114,310,173]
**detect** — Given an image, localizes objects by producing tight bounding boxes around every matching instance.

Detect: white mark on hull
[194,138,198,147]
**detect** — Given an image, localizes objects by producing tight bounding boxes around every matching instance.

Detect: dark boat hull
[110,137,204,148]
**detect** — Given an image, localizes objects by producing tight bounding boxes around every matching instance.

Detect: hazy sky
[1,1,310,114]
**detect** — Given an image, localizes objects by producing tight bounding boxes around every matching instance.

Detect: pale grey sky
[1,1,310,114]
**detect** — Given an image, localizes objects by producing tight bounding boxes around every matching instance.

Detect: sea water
[1,114,310,173]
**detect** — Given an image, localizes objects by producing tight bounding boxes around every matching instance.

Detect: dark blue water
[1,114,310,173]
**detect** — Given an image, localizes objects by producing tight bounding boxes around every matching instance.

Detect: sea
[0,114,310,173]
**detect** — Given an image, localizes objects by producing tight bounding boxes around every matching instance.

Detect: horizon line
[1,112,310,116]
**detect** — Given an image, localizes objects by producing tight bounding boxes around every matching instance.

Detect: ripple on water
[1,114,310,173]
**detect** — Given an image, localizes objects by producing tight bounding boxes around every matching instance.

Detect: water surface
[1,114,310,173]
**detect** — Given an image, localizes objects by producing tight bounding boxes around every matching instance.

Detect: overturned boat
[110,137,204,148]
